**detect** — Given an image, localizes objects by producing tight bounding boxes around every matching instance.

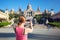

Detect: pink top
[15,27,27,40]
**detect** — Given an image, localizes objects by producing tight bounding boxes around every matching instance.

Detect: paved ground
[0,24,60,40]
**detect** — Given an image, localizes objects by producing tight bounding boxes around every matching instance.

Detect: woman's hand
[30,20,32,24]
[29,19,33,28]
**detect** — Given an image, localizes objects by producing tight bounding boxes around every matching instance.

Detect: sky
[0,0,60,13]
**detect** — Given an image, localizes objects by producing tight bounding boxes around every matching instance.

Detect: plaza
[0,24,60,40]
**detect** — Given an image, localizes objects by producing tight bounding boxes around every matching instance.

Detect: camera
[24,19,32,27]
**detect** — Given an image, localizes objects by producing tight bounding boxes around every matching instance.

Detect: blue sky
[0,0,60,13]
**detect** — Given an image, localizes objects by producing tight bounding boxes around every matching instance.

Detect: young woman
[13,16,33,40]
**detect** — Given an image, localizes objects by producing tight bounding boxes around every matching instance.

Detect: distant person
[32,17,36,26]
[46,19,49,25]
[13,16,33,40]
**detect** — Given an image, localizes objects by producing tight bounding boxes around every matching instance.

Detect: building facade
[0,10,9,21]
[0,3,55,22]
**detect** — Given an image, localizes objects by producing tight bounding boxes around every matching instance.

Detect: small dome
[6,9,8,10]
[19,8,21,11]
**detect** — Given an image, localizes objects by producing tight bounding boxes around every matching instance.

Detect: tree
[35,14,43,23]
[9,14,14,20]
[14,14,20,18]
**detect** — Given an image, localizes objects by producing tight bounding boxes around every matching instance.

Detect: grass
[48,22,60,28]
[0,21,11,27]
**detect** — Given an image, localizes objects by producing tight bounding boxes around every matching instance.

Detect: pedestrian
[13,16,33,40]
[32,17,36,26]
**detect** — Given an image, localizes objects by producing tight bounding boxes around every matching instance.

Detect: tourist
[13,16,33,40]
[32,17,36,26]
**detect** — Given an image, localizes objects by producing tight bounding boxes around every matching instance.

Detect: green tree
[14,14,20,18]
[9,14,14,20]
[35,14,43,23]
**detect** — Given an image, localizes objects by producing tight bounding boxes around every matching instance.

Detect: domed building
[24,3,35,20]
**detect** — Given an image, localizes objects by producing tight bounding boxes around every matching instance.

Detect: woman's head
[19,16,26,24]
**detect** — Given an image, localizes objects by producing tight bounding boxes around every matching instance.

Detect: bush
[48,22,60,28]
[0,21,11,27]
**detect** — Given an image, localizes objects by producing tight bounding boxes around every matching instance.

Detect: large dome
[27,3,32,9]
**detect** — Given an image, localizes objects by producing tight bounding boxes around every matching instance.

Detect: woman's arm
[26,20,33,33]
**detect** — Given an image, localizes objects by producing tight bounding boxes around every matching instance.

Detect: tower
[35,7,42,15]
[37,7,40,12]
[45,9,49,14]
[50,9,54,16]
[5,9,9,14]
[5,9,9,21]
[10,8,14,14]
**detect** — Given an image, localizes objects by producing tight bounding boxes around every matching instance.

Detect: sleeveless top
[15,27,27,40]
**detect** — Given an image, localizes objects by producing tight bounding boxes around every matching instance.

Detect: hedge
[48,22,60,28]
[0,21,11,27]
